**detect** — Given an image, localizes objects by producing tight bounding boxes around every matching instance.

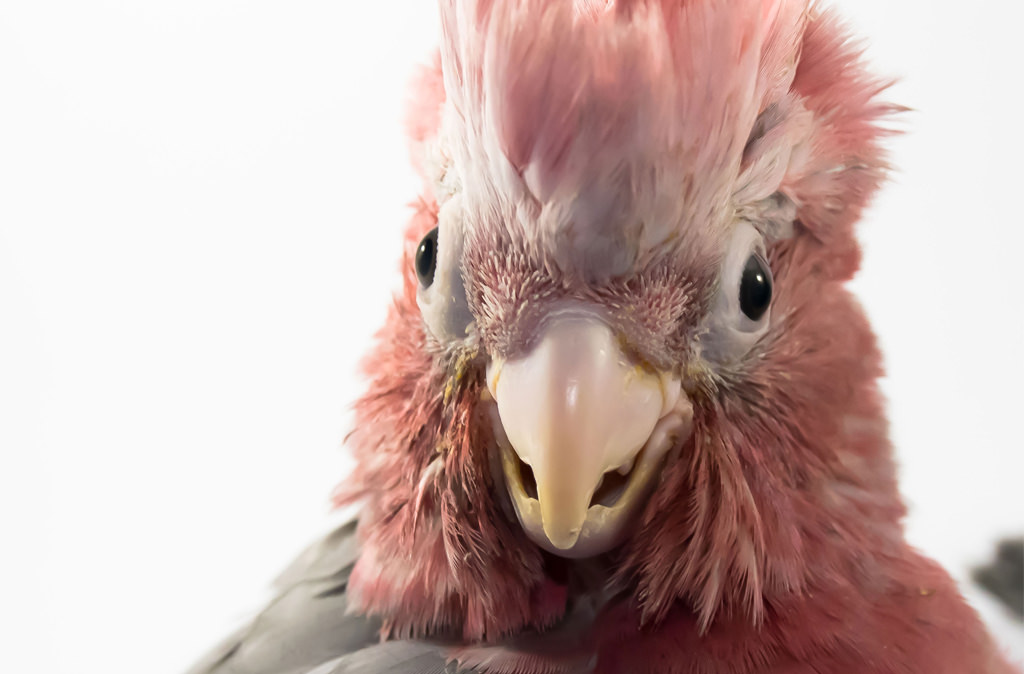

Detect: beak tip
[539,492,588,550]
[544,525,583,551]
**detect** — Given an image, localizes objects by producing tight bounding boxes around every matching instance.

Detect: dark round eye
[415,227,439,288]
[739,254,772,321]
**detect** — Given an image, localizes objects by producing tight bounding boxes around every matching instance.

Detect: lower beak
[487,310,693,557]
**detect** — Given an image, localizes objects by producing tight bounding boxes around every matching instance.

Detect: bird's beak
[486,309,693,558]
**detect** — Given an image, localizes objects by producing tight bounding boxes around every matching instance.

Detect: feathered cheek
[414,193,475,343]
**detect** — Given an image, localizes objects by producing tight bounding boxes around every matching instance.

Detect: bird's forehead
[458,193,727,286]
[435,0,808,278]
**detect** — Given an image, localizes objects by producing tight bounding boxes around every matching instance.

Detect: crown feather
[426,0,891,280]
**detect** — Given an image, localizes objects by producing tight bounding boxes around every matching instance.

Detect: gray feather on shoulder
[185,519,396,674]
[306,642,453,674]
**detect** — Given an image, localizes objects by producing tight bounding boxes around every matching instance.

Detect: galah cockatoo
[188,1,1020,672]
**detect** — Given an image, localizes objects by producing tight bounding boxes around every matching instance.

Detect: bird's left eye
[699,222,774,364]
[415,227,439,288]
[739,254,772,321]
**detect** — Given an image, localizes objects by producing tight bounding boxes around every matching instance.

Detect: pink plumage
[339,1,1018,671]
[187,2,1020,673]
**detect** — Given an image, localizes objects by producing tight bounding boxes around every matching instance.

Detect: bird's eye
[738,254,772,321]
[699,222,775,364]
[415,197,475,342]
[415,227,439,288]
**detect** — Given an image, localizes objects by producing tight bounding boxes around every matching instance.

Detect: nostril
[590,467,631,508]
[517,456,538,500]
[513,452,638,508]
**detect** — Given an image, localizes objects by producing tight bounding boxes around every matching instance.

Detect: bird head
[340,0,901,641]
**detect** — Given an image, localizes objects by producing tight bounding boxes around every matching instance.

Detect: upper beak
[487,309,693,557]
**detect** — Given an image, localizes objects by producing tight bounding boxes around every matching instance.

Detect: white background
[0,2,1021,672]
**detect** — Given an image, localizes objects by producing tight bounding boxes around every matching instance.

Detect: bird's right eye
[414,197,474,343]
[415,227,439,288]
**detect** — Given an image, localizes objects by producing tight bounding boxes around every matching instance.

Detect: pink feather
[335,1,1019,671]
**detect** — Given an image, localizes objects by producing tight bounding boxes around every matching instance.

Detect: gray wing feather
[184,625,253,674]
[272,520,361,589]
[972,537,1024,618]
[311,642,452,674]
[185,520,383,674]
